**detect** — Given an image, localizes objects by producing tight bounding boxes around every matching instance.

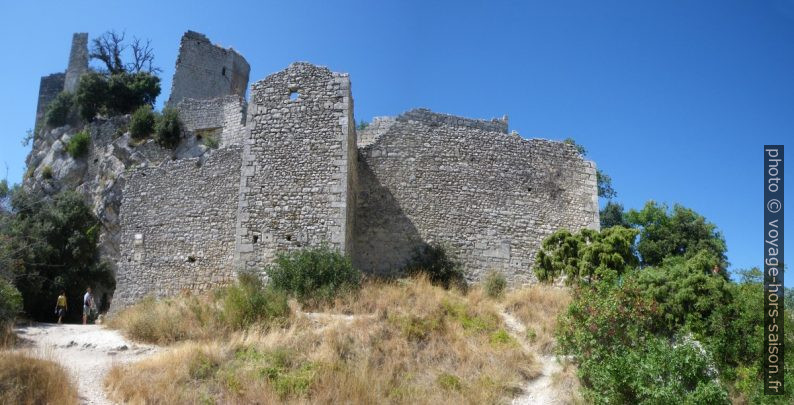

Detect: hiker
[55,290,67,324]
[82,287,95,325]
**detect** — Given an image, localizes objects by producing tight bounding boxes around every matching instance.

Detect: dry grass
[504,285,571,354]
[0,351,78,405]
[551,360,585,405]
[107,281,290,345]
[106,277,540,404]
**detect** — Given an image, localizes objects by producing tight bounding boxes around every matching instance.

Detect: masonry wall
[113,147,242,308]
[167,31,250,107]
[34,73,65,130]
[177,95,248,146]
[64,33,88,93]
[354,109,599,283]
[357,116,396,147]
[235,63,356,271]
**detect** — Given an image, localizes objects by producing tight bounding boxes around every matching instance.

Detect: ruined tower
[166,31,250,107]
[63,33,89,93]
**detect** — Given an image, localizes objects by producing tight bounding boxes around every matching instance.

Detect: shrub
[74,71,161,122]
[483,270,506,298]
[405,243,466,290]
[266,246,361,305]
[44,92,74,127]
[155,108,182,148]
[0,352,78,405]
[65,130,90,158]
[75,72,109,122]
[221,273,289,329]
[579,336,728,404]
[105,72,161,115]
[41,165,53,179]
[0,278,22,327]
[203,133,220,149]
[129,105,155,139]
[534,226,639,284]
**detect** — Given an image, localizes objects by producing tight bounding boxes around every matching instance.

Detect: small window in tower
[253,235,259,243]
[222,67,226,76]
[289,91,299,101]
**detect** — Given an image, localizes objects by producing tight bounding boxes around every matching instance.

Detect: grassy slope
[106,278,573,404]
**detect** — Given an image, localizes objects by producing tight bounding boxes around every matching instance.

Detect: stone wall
[398,108,509,134]
[353,112,599,283]
[64,33,89,93]
[357,116,396,147]
[34,73,65,131]
[176,95,248,147]
[113,147,242,308]
[167,31,250,107]
[235,63,356,271]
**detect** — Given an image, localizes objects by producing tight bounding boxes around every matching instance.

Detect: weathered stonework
[64,33,89,93]
[34,73,65,130]
[29,31,600,311]
[235,63,356,271]
[167,31,250,107]
[113,147,242,308]
[176,95,248,147]
[353,109,599,283]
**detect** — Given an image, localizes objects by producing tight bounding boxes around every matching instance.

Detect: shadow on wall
[353,153,431,277]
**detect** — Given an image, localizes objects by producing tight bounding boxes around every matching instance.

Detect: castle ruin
[29,31,599,310]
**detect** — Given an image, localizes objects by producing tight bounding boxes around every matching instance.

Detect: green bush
[405,243,466,290]
[534,226,639,284]
[65,130,90,158]
[579,335,728,404]
[0,278,22,327]
[203,134,220,149]
[105,72,161,115]
[129,105,155,139]
[44,92,74,128]
[266,246,361,305]
[41,165,53,180]
[155,108,182,148]
[75,72,109,122]
[74,71,161,122]
[483,270,506,298]
[221,273,289,329]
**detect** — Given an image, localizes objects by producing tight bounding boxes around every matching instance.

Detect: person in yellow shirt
[55,290,67,324]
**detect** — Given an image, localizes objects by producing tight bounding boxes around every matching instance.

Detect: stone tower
[63,33,89,93]
[166,31,250,107]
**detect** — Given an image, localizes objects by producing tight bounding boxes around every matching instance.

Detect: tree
[534,226,639,284]
[625,201,727,269]
[90,31,161,75]
[600,201,627,229]
[0,190,114,322]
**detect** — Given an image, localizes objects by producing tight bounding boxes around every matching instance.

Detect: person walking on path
[55,290,67,324]
[82,287,95,325]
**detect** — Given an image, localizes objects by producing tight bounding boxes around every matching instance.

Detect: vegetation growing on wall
[65,130,90,158]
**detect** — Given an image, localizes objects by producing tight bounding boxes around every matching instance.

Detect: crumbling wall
[64,33,89,93]
[34,73,65,131]
[354,109,599,283]
[235,63,356,271]
[113,147,242,308]
[176,95,247,147]
[167,31,250,107]
[357,116,396,147]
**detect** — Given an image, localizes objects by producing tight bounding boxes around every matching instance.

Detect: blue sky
[0,0,791,283]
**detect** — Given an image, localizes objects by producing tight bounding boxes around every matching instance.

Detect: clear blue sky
[0,0,791,283]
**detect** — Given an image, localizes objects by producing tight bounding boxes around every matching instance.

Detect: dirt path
[498,309,566,405]
[13,323,159,405]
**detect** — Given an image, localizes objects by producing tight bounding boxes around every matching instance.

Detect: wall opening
[289,91,299,101]
[222,67,226,76]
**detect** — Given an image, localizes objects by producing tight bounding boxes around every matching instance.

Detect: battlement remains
[167,31,250,107]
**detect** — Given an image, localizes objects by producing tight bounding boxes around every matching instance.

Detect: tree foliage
[625,201,727,269]
[44,92,75,128]
[534,226,639,284]
[154,107,182,148]
[0,190,114,322]
[599,201,628,229]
